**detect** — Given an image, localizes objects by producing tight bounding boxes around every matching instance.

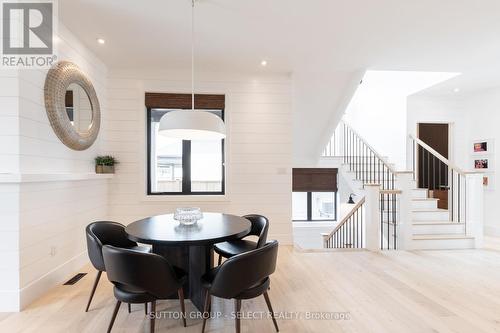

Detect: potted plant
[95,155,118,174]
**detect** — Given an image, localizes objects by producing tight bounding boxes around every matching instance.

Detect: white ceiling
[59,0,500,164]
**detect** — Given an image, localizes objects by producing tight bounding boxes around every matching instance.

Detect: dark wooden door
[417,123,449,209]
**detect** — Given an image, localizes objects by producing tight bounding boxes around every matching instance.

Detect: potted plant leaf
[95,155,118,174]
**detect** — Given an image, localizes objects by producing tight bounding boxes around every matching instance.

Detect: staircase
[411,188,474,249]
[321,121,482,250]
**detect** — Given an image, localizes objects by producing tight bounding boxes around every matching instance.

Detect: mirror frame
[44,61,101,151]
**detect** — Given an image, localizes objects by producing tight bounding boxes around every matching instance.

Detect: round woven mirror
[44,61,101,150]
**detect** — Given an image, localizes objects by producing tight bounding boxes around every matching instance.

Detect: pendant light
[158,0,226,140]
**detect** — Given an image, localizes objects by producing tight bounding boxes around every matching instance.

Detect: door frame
[415,121,454,190]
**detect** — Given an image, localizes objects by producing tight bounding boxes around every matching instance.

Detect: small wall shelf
[0,173,114,184]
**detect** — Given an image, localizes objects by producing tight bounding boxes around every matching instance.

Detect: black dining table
[125,212,251,311]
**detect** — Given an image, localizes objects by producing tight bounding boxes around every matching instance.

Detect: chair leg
[202,290,211,333]
[263,291,279,332]
[178,288,187,327]
[218,254,222,265]
[85,271,102,312]
[107,300,121,333]
[234,299,242,333]
[150,300,156,333]
[128,303,131,313]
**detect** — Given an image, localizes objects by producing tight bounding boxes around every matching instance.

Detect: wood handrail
[341,120,398,174]
[409,134,476,175]
[379,189,402,195]
[322,196,366,240]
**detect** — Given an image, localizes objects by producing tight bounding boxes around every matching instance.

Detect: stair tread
[413,234,473,240]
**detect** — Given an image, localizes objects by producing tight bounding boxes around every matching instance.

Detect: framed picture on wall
[471,139,494,190]
[472,138,494,155]
[474,141,488,152]
[482,173,495,190]
[474,159,489,169]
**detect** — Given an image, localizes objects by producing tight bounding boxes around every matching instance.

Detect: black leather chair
[85,221,151,312]
[214,214,269,265]
[102,245,188,333]
[201,240,279,333]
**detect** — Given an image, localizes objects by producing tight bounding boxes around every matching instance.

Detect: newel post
[465,173,484,248]
[395,172,415,250]
[364,184,381,251]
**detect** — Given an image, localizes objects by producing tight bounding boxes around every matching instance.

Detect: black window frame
[292,191,338,221]
[146,107,226,196]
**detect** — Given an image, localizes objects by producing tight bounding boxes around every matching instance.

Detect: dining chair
[85,221,151,312]
[102,245,188,333]
[214,214,269,265]
[201,240,279,333]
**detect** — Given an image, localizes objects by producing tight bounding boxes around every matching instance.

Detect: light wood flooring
[3,239,500,332]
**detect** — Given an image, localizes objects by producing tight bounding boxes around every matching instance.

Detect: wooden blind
[292,168,338,192]
[145,93,225,109]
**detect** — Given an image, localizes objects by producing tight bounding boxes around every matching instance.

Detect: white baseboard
[270,233,293,245]
[18,252,89,311]
[3,233,291,313]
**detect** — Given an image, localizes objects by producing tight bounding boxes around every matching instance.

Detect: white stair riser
[412,200,438,210]
[412,223,465,234]
[411,238,474,250]
[412,189,428,199]
[413,210,449,221]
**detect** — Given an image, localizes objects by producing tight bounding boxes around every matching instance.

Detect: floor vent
[64,273,87,285]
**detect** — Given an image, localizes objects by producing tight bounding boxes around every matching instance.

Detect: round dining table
[125,212,251,311]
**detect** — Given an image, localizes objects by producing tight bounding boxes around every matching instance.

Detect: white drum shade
[158,110,226,140]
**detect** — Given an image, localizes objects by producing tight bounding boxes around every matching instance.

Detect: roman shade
[292,168,338,192]
[145,93,225,110]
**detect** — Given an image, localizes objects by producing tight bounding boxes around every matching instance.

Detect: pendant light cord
[191,0,195,111]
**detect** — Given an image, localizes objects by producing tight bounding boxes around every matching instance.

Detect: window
[311,192,336,220]
[146,93,225,195]
[292,192,337,221]
[292,168,338,221]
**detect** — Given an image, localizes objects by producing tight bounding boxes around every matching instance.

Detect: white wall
[344,71,458,169]
[104,70,293,245]
[292,70,363,165]
[0,24,109,311]
[406,96,470,170]
[408,87,500,236]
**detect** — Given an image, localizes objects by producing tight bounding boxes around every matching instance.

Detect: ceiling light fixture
[96,38,105,44]
[261,60,268,66]
[453,88,460,93]
[159,0,226,140]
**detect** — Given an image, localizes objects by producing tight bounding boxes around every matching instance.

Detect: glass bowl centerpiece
[174,207,203,225]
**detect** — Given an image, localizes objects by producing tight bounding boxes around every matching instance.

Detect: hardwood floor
[3,240,500,332]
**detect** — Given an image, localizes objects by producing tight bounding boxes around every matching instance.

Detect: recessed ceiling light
[96,38,105,45]
[453,88,460,93]
[260,60,267,67]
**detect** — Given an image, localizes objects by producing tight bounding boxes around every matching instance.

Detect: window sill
[141,194,231,203]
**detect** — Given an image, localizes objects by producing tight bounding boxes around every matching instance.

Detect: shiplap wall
[104,70,293,244]
[0,66,21,311]
[0,24,109,311]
